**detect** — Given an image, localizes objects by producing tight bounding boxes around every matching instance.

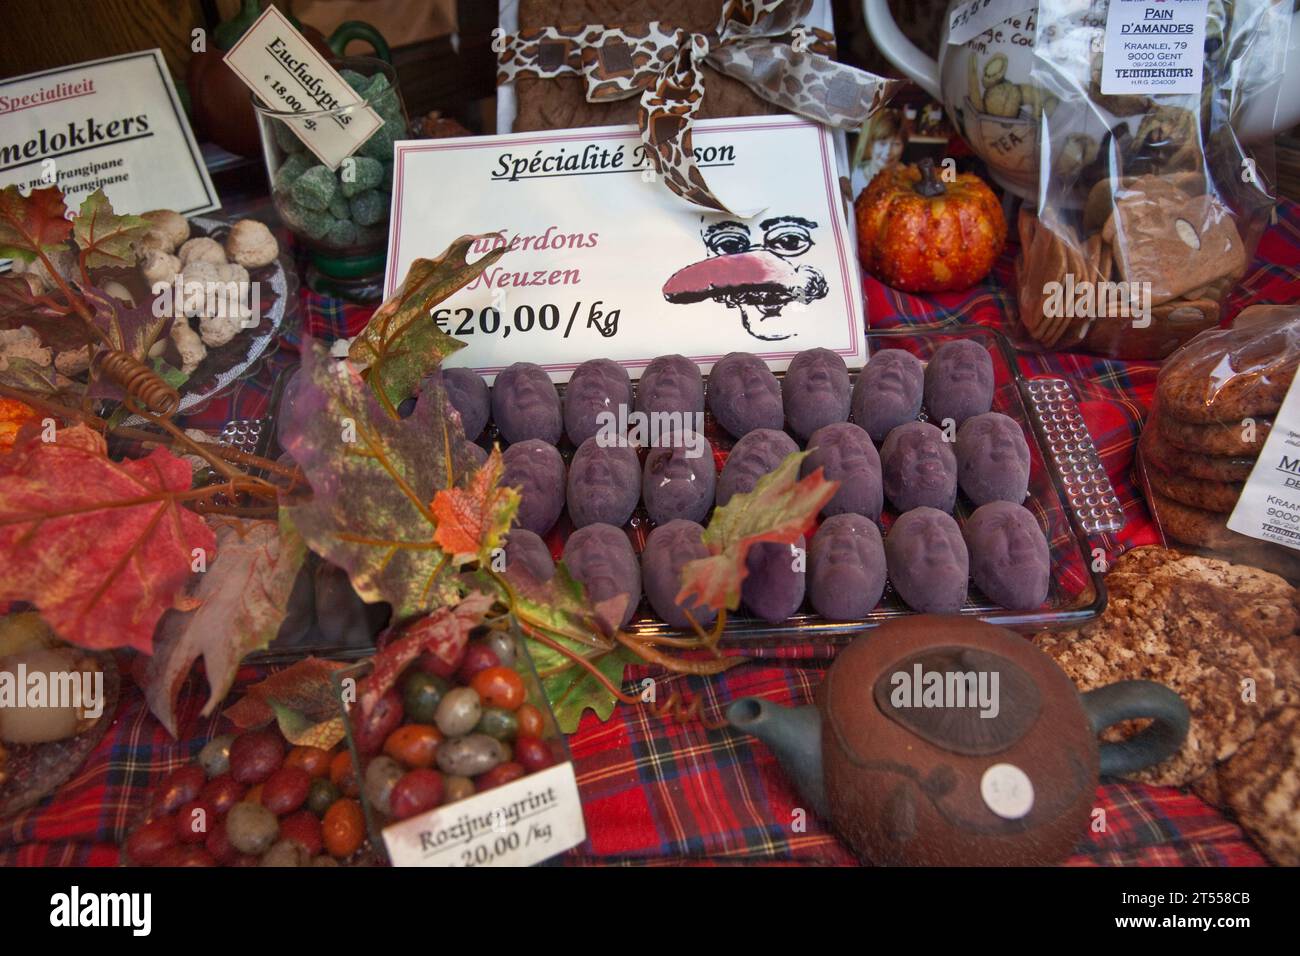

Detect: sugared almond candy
[225,219,279,269]
[141,209,190,252]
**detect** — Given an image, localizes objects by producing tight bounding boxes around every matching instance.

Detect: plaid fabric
[7,202,1298,869]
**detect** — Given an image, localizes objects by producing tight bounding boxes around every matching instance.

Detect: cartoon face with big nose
[662,216,829,341]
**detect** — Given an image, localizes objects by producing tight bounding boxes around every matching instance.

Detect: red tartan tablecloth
[6,201,1300,868]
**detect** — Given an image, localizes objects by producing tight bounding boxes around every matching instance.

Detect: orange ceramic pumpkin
[855,159,1006,294]
[0,398,38,452]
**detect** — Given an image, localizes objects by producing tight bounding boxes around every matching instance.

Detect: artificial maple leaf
[431,447,519,566]
[348,234,507,416]
[72,189,149,270]
[223,656,350,749]
[83,286,175,403]
[145,517,307,737]
[0,185,72,263]
[535,642,638,733]
[280,341,481,622]
[0,423,215,652]
[0,273,92,352]
[677,451,838,613]
[0,357,59,396]
[358,590,494,717]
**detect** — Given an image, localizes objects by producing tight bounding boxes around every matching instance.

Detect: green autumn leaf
[223,656,350,744]
[0,185,72,263]
[279,341,481,622]
[72,188,149,270]
[0,356,60,395]
[678,451,838,613]
[534,641,638,734]
[269,700,347,750]
[349,233,507,416]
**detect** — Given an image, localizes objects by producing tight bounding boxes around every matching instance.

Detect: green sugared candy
[362,73,401,120]
[329,195,350,220]
[281,201,334,241]
[290,165,338,211]
[275,152,313,189]
[339,156,383,198]
[324,218,359,247]
[273,119,306,154]
[349,188,386,226]
[340,69,369,93]
[359,116,402,162]
[475,707,519,742]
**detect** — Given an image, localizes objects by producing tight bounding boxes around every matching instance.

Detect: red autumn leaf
[145,518,307,737]
[677,451,838,613]
[0,424,216,652]
[0,185,73,263]
[359,590,494,717]
[431,447,519,564]
[223,656,350,739]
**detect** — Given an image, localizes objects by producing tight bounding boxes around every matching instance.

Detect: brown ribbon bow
[497,0,901,214]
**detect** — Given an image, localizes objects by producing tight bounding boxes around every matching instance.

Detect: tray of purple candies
[268,325,1108,651]
[432,324,1108,646]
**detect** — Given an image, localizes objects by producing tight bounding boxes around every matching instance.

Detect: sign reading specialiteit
[222,5,382,170]
[382,762,586,867]
[0,50,217,214]
[1101,0,1209,96]
[385,117,866,383]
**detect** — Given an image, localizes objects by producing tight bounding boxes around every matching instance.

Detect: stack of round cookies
[1140,321,1300,577]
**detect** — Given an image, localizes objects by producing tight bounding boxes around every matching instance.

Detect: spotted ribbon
[497,0,902,214]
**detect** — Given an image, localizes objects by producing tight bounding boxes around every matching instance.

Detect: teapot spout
[727,698,827,819]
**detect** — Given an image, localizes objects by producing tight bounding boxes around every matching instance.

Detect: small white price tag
[1101,0,1208,97]
[948,0,1033,46]
[382,762,587,867]
[1227,378,1300,551]
[222,5,382,170]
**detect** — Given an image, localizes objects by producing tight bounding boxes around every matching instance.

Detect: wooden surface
[0,0,200,80]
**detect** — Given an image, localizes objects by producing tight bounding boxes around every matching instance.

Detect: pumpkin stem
[914,158,947,198]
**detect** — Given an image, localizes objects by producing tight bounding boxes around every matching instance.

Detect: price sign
[382,762,587,867]
[222,5,382,169]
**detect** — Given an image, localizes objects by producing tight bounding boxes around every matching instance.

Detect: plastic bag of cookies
[1010,0,1287,359]
[1138,307,1300,583]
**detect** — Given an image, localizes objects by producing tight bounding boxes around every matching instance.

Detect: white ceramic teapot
[864,0,1300,199]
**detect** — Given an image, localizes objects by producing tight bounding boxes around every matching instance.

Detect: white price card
[385,116,866,382]
[0,50,217,214]
[382,762,587,867]
[1227,378,1300,551]
[1101,0,1208,96]
[948,0,1034,46]
[222,5,382,170]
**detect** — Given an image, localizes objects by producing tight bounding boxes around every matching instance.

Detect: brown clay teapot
[727,616,1188,866]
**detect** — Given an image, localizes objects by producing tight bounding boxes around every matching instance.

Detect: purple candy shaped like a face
[492,362,562,445]
[717,428,799,506]
[783,347,851,440]
[880,421,957,513]
[562,523,641,629]
[502,528,555,588]
[501,439,566,536]
[964,501,1050,611]
[565,358,632,448]
[808,514,886,620]
[957,412,1030,506]
[802,421,883,520]
[641,519,717,629]
[442,367,490,441]
[851,349,924,442]
[884,507,968,613]
[566,436,641,528]
[707,351,783,439]
[923,340,993,428]
[642,432,716,525]
[635,354,704,419]
[460,441,488,471]
[742,537,806,624]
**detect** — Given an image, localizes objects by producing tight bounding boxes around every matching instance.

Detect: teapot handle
[863,0,942,99]
[1080,681,1190,778]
